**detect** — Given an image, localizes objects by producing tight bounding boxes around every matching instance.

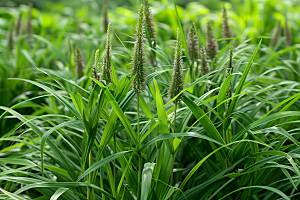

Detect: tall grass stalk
[168,28,183,190]
[131,4,146,199]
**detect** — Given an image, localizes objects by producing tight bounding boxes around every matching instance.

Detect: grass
[1,0,300,199]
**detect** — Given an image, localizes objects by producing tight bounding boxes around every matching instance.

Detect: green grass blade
[141,163,156,200]
[224,40,262,131]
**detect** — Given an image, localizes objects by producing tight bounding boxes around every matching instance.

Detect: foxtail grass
[131,4,146,200]
[101,23,112,83]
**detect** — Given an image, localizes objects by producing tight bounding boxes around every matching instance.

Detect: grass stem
[170,154,174,186]
[87,150,92,200]
[137,92,142,200]
[190,61,194,83]
[114,134,116,197]
[170,102,177,198]
[173,102,177,133]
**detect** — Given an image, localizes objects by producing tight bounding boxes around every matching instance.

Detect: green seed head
[67,38,73,61]
[101,23,112,83]
[284,19,292,46]
[226,46,234,77]
[226,46,234,102]
[92,49,101,88]
[26,2,33,35]
[144,0,156,45]
[103,0,109,32]
[169,28,183,104]
[95,49,101,72]
[222,4,234,45]
[269,21,281,48]
[188,22,199,63]
[75,45,85,79]
[206,22,218,61]
[200,46,209,76]
[131,4,147,94]
[7,21,14,52]
[14,11,23,36]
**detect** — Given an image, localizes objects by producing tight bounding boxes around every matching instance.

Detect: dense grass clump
[1,1,300,200]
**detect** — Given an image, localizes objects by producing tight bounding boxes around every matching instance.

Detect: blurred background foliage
[2,0,222,10]
[1,0,300,44]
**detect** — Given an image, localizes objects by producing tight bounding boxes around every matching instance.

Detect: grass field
[1,0,300,199]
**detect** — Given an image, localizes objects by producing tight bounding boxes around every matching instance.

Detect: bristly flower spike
[26,2,33,35]
[144,0,156,45]
[101,23,112,83]
[103,0,109,32]
[226,46,234,104]
[15,11,23,36]
[7,21,14,53]
[284,19,292,46]
[75,46,85,79]
[269,21,281,48]
[92,49,101,88]
[226,46,234,77]
[206,22,218,62]
[144,0,156,67]
[188,22,199,64]
[188,22,198,81]
[222,4,234,45]
[131,4,147,94]
[169,28,184,104]
[200,46,209,76]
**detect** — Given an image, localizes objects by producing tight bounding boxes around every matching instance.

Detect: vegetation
[1,0,300,199]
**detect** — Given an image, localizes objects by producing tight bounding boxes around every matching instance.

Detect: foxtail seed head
[144,0,156,67]
[101,23,112,83]
[222,4,234,45]
[169,28,183,104]
[226,46,234,77]
[92,49,101,88]
[7,21,14,52]
[75,46,85,79]
[144,0,156,45]
[226,46,234,103]
[95,49,100,70]
[200,46,209,76]
[269,21,281,48]
[26,2,33,35]
[14,11,23,36]
[131,4,147,94]
[103,0,109,33]
[206,22,218,61]
[284,19,292,46]
[188,22,199,63]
